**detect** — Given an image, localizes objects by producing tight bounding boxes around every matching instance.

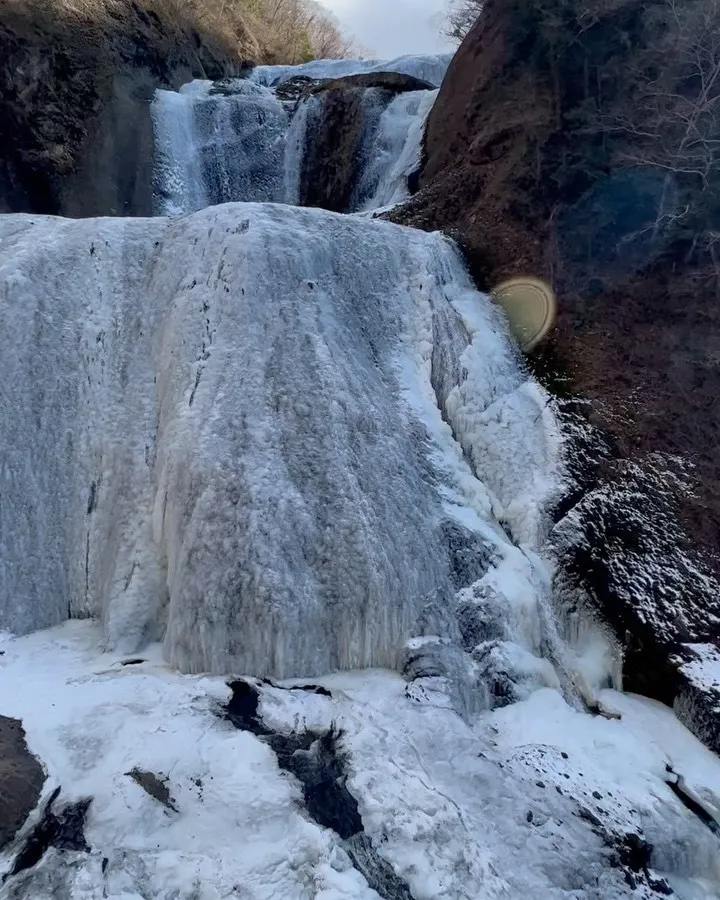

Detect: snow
[0,204,559,680]
[1,622,720,899]
[681,644,720,693]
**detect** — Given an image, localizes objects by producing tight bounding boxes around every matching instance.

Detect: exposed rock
[273,74,320,101]
[5,787,92,882]
[396,0,720,750]
[0,0,251,216]
[0,716,45,851]
[126,768,178,812]
[309,72,435,95]
[299,85,382,212]
[225,679,415,900]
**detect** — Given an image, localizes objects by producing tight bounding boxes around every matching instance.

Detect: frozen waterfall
[152,56,444,216]
[0,205,561,681]
[3,52,720,900]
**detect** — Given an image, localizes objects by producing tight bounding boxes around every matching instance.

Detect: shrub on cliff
[445,0,484,42]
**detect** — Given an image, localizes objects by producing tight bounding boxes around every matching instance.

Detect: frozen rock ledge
[0,203,557,678]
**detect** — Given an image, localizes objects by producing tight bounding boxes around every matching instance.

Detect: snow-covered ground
[1,621,719,899]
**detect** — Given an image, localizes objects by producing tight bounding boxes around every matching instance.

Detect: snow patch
[2,623,720,898]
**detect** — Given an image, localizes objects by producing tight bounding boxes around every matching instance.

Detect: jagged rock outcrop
[0,0,252,216]
[395,0,720,748]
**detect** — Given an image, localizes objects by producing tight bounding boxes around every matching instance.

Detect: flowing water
[152,56,443,216]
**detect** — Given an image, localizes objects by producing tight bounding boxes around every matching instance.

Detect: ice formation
[0,204,558,679]
[2,51,720,900]
[248,53,452,89]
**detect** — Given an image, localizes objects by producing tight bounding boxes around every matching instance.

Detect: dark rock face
[4,787,92,882]
[397,0,720,750]
[0,1,245,217]
[299,86,382,212]
[225,679,414,900]
[0,716,45,852]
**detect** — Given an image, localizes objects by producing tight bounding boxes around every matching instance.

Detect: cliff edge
[0,0,254,216]
[397,0,720,749]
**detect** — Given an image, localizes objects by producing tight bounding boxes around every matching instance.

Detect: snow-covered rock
[248,54,452,90]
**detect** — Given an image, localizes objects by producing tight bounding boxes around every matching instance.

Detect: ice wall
[153,81,291,215]
[249,53,452,89]
[0,204,558,678]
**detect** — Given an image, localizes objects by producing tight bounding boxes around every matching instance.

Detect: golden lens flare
[490,276,557,352]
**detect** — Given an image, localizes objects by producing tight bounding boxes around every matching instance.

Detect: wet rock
[345,832,414,900]
[5,787,92,881]
[299,84,383,212]
[0,716,45,851]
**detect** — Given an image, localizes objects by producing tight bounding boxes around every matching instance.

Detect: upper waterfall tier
[152,55,448,216]
[0,203,559,679]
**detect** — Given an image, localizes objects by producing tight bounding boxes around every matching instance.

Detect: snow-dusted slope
[0,203,558,679]
[1,622,719,899]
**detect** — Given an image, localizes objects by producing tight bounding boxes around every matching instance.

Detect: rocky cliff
[397,0,720,749]
[0,0,253,217]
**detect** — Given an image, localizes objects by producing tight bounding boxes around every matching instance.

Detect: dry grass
[0,0,352,69]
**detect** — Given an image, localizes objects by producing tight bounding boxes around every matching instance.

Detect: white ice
[152,82,291,214]
[355,89,438,212]
[153,54,445,216]
[0,203,558,679]
[249,53,452,89]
